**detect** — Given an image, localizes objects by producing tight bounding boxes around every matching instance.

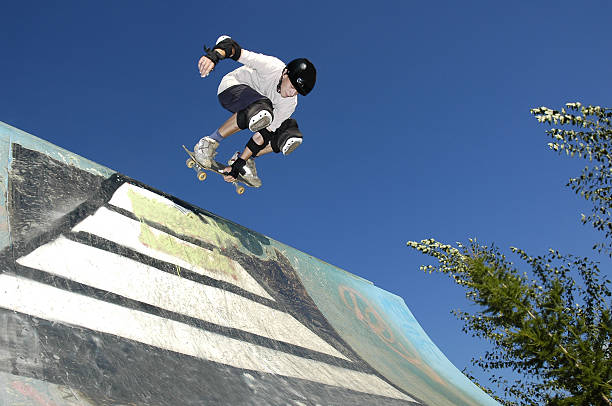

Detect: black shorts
[218,85,267,114]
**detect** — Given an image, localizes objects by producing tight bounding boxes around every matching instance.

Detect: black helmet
[286,58,316,96]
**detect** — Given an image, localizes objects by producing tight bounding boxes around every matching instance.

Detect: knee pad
[271,119,303,155]
[237,98,274,132]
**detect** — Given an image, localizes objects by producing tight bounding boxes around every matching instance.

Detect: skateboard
[182,145,256,195]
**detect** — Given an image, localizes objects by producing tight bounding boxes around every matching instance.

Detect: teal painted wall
[272,241,500,406]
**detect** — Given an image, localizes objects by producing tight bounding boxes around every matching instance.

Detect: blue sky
[3,0,611,395]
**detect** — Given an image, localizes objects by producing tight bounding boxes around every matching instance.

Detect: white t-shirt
[218,49,297,132]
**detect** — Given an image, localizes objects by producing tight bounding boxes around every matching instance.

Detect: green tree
[534,103,612,257]
[407,103,612,405]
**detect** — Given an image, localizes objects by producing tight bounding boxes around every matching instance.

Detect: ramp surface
[0,122,499,405]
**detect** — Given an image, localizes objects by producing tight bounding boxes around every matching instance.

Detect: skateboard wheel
[236,185,245,195]
[197,171,207,181]
[186,158,195,168]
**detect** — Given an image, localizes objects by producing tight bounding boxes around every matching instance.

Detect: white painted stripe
[0,274,414,402]
[108,183,183,214]
[16,236,347,360]
[73,206,274,301]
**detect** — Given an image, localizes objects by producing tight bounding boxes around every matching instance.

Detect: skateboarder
[194,35,316,187]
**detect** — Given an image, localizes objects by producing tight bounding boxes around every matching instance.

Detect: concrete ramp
[0,122,499,405]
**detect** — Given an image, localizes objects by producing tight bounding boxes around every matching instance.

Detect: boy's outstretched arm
[198,36,241,77]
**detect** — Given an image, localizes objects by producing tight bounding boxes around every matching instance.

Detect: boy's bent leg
[218,113,241,138]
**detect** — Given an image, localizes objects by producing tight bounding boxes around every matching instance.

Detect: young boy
[195,35,316,187]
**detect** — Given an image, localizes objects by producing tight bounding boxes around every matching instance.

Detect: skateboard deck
[182,145,256,195]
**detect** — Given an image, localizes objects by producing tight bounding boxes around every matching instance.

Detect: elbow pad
[213,38,242,61]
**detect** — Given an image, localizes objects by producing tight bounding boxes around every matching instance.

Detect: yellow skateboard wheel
[186,158,195,168]
[197,171,207,181]
[236,185,245,195]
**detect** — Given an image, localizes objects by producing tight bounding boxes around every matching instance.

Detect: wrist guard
[227,157,246,179]
[203,46,222,65]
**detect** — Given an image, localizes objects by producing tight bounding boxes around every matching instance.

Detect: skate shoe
[228,151,262,187]
[194,136,219,167]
